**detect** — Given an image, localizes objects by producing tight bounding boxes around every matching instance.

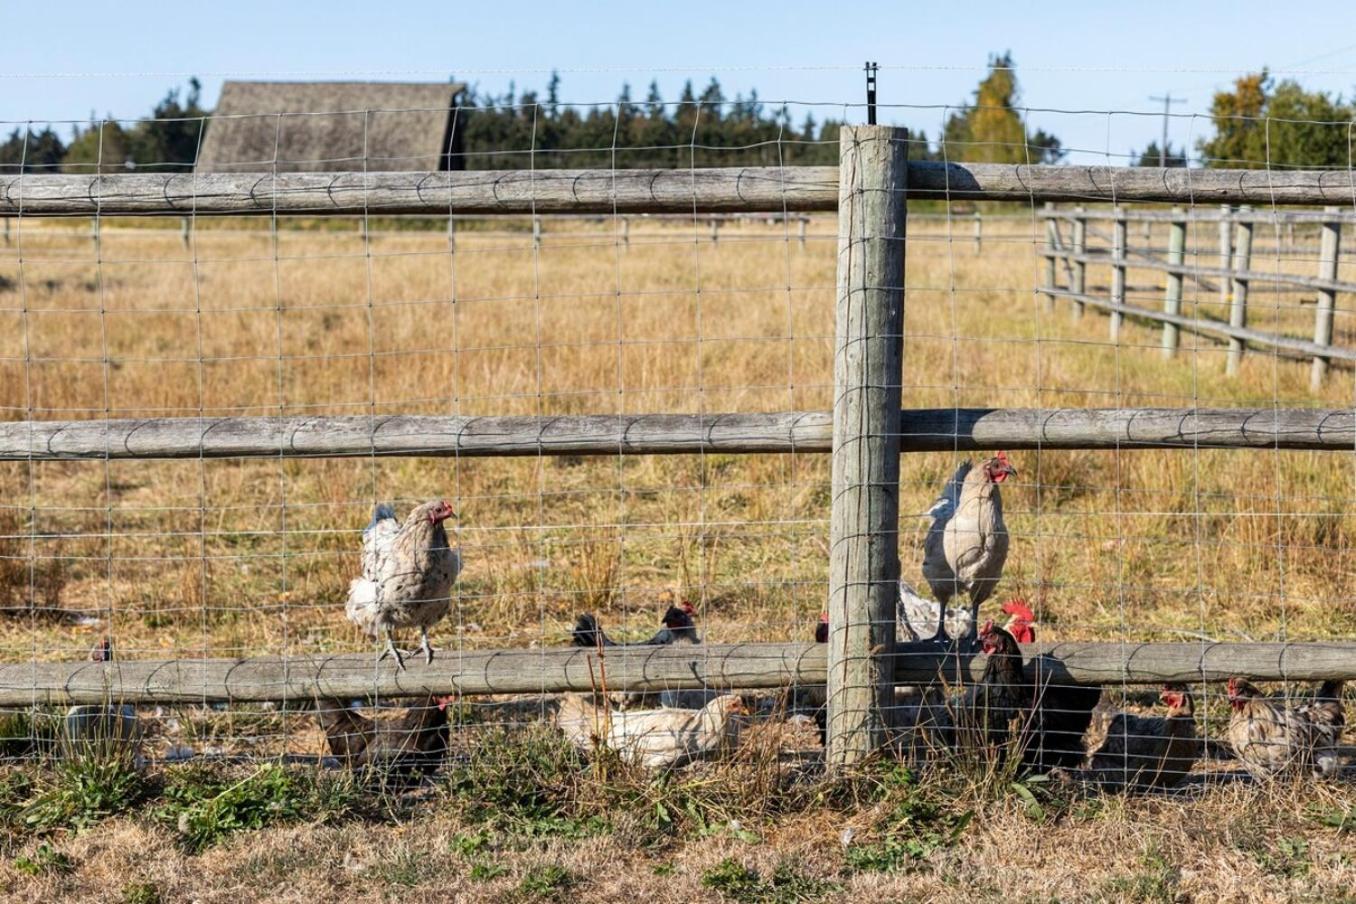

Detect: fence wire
[0,99,1351,789]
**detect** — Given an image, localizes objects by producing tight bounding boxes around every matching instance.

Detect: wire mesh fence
[0,98,1352,791]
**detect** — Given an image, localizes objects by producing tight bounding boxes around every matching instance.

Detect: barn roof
[196,81,466,173]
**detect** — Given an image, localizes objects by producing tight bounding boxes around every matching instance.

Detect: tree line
[3,61,1348,174]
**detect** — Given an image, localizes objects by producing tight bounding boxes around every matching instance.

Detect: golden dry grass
[0,211,1354,900]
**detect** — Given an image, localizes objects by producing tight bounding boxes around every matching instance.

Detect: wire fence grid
[0,99,1353,788]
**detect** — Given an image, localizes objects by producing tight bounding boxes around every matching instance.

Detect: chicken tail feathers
[1317,680,1345,702]
[572,613,613,648]
[366,503,397,532]
[315,698,371,762]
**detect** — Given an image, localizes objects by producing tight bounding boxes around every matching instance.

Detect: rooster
[316,696,455,776]
[920,454,1016,647]
[64,638,141,761]
[345,500,462,670]
[1069,685,1199,790]
[555,692,748,769]
[919,619,1034,758]
[1226,677,1346,778]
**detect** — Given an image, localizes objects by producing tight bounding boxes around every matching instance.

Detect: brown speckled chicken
[345,500,462,670]
[1081,685,1199,789]
[316,696,454,776]
[1227,677,1346,779]
[920,454,1016,647]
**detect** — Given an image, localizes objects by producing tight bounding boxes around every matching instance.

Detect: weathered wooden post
[798,216,808,248]
[2,217,9,246]
[1110,209,1127,343]
[826,124,906,768]
[1163,209,1186,358]
[1071,207,1087,319]
[532,216,543,249]
[1311,207,1341,390]
[179,217,191,250]
[973,210,982,253]
[1041,203,1058,314]
[90,216,101,253]
[710,218,720,243]
[1227,207,1254,376]
[621,216,630,248]
[1217,205,1233,322]
[447,217,457,253]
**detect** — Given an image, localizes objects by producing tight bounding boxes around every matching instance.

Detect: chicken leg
[416,626,435,665]
[379,626,407,671]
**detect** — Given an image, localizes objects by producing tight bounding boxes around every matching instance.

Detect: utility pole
[1148,92,1187,165]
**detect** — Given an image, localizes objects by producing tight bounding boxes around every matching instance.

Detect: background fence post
[1110,209,1126,343]
[826,124,906,769]
[1311,207,1341,390]
[1228,207,1253,376]
[1163,210,1186,358]
[973,210,982,253]
[180,217,190,250]
[533,216,542,248]
[1217,205,1232,326]
[798,216,807,248]
[1071,206,1087,319]
[1042,202,1058,313]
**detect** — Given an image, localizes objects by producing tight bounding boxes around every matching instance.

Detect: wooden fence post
[827,124,905,768]
[710,219,719,243]
[447,218,457,253]
[1311,207,1341,390]
[1071,207,1087,319]
[973,210,982,253]
[1163,210,1186,358]
[1228,207,1254,376]
[533,216,542,248]
[1110,209,1127,343]
[90,217,100,253]
[1042,203,1058,314]
[2,218,9,246]
[1217,205,1232,322]
[180,217,190,250]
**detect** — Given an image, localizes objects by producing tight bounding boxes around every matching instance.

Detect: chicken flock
[61,467,1350,789]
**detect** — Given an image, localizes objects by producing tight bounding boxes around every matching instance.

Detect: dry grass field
[0,211,1354,901]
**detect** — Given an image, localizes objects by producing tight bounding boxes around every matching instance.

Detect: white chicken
[920,453,1016,646]
[345,500,462,670]
[555,693,748,770]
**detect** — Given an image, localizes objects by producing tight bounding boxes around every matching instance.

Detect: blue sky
[4,0,1356,164]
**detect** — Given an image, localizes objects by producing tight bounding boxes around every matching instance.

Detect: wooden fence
[6,140,1356,767]
[1040,205,1352,389]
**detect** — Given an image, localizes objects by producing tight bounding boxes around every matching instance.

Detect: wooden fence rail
[9,163,1356,218]
[5,407,1356,461]
[5,641,1353,706]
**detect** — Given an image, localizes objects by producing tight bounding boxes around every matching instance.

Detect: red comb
[1001,599,1035,622]
[979,619,996,636]
[681,600,696,615]
[818,611,829,623]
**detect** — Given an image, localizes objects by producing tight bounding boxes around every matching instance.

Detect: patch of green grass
[701,857,839,904]
[154,763,348,853]
[1245,835,1311,879]
[1102,844,1180,903]
[22,754,146,831]
[517,864,575,900]
[841,765,973,875]
[469,861,507,882]
[121,881,162,904]
[443,726,599,838]
[13,842,73,876]
[1310,804,1356,832]
[372,844,435,888]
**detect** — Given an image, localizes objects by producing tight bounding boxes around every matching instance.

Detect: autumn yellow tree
[944,53,1063,163]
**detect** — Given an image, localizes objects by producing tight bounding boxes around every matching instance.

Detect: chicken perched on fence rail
[571,598,699,649]
[316,696,455,777]
[920,454,1016,648]
[345,500,462,670]
[1226,677,1346,779]
[1057,685,1199,790]
[555,692,748,770]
